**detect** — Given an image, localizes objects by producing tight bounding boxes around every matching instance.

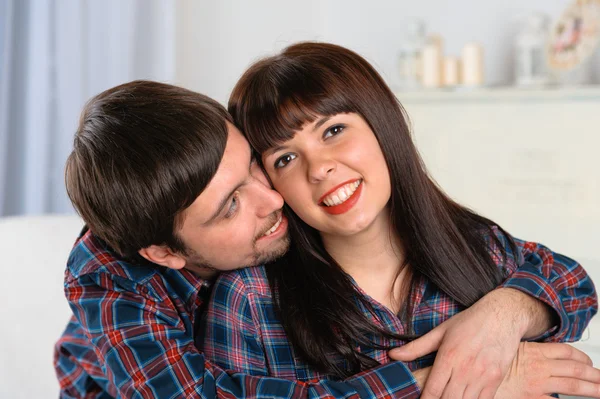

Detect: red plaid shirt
[54,228,421,398]
[202,227,598,381]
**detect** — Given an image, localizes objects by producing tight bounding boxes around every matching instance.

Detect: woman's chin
[321,214,377,238]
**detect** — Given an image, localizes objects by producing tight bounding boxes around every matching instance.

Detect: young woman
[201,42,597,396]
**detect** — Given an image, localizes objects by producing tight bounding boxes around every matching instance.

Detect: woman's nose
[307,155,336,184]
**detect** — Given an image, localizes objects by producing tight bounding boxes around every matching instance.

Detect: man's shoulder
[215,265,272,298]
[65,229,157,285]
[64,229,206,303]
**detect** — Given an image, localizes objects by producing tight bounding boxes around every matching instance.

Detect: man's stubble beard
[248,210,291,267]
[250,233,290,267]
[184,232,291,277]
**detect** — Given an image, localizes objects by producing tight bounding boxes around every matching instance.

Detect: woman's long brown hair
[229,42,514,378]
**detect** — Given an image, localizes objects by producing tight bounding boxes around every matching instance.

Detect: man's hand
[389,288,552,398]
[494,342,600,398]
[413,367,431,391]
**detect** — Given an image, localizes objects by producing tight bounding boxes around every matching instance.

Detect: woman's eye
[323,124,345,139]
[274,153,297,169]
[224,192,239,218]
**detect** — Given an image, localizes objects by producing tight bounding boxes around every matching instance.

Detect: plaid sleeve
[55,316,114,399]
[491,227,598,342]
[203,272,269,376]
[65,272,421,399]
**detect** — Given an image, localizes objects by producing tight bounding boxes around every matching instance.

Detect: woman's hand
[494,342,600,398]
[410,342,600,398]
[389,288,553,399]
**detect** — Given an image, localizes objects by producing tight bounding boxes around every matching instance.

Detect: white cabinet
[399,87,600,356]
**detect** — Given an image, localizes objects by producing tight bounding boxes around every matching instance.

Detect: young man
[54,81,598,399]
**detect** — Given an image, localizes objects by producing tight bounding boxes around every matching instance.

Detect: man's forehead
[183,125,251,224]
[222,124,251,165]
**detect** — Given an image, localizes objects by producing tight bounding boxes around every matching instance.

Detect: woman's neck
[321,212,408,313]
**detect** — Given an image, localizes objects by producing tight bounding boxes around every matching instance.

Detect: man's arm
[55,317,115,399]
[497,232,598,341]
[390,226,598,399]
[57,272,421,399]
[201,271,271,377]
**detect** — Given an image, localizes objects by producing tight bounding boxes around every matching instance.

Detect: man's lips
[262,212,283,236]
[256,212,287,241]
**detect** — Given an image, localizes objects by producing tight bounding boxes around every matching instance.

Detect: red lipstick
[320,180,363,215]
[318,179,360,204]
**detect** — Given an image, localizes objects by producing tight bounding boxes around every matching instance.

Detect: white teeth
[321,180,361,207]
[263,214,282,236]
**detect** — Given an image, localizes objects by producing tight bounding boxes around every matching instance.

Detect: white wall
[175,0,323,104]
[3,1,599,216]
[175,0,600,104]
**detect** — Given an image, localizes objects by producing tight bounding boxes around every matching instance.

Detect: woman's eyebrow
[263,145,287,157]
[263,116,334,158]
[312,116,332,132]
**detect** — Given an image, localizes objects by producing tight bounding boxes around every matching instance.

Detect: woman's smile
[319,179,363,215]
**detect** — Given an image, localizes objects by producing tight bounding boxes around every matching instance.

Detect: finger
[462,367,503,399]
[540,343,593,365]
[389,327,446,361]
[463,381,495,399]
[421,362,452,399]
[548,377,600,398]
[440,379,465,399]
[551,360,600,383]
[477,385,498,399]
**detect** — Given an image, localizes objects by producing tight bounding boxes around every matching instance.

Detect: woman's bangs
[247,90,354,155]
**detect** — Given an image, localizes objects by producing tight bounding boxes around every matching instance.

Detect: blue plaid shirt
[202,227,597,382]
[54,228,421,398]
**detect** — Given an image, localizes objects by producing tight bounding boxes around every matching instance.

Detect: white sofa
[0,215,83,398]
[0,215,598,398]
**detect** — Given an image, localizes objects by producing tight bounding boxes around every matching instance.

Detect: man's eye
[323,124,345,139]
[274,153,297,169]
[224,192,239,218]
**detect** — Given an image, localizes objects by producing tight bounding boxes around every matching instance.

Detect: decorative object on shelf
[514,12,551,87]
[397,23,488,90]
[461,43,484,87]
[547,0,600,85]
[397,18,427,90]
[442,56,460,87]
[422,35,444,88]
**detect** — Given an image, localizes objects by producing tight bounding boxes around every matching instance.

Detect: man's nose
[250,161,271,186]
[252,177,284,217]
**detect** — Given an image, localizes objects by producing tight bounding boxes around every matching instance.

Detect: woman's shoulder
[212,265,273,298]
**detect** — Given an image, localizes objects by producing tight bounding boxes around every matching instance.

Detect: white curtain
[0,0,177,216]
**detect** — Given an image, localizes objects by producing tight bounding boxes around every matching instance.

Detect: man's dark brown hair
[65,80,232,258]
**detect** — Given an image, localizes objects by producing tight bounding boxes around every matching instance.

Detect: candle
[461,43,484,86]
[443,56,460,87]
[422,43,443,88]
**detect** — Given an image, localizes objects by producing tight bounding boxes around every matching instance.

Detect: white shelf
[396,89,600,269]
[395,85,600,103]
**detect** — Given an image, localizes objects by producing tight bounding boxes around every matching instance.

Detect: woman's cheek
[278,183,311,219]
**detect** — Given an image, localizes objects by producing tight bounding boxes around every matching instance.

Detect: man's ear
[139,245,186,270]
